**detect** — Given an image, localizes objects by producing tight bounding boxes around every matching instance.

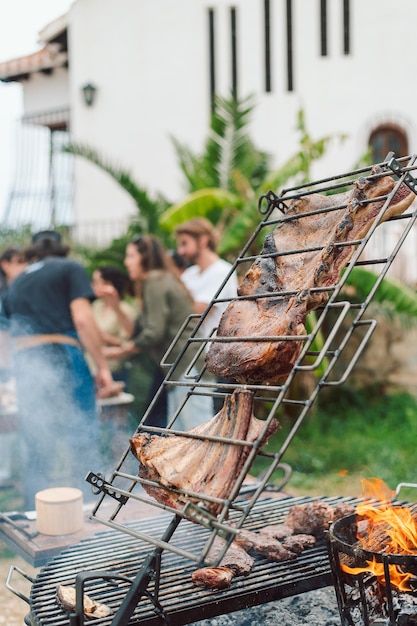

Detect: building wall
[12,0,417,277]
[67,0,417,187]
[22,67,69,116]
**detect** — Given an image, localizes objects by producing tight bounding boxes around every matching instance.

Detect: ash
[191,587,341,626]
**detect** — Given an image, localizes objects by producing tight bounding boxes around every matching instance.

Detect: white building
[0,0,416,278]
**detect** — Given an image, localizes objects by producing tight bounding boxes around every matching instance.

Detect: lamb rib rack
[205,165,416,384]
[130,390,280,516]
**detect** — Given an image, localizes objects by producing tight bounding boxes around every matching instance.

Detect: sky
[0,0,73,219]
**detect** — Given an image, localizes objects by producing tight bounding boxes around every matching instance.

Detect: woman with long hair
[105,234,209,429]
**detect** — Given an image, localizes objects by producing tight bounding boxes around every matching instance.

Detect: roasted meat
[56,585,111,618]
[130,390,280,516]
[205,167,416,384]
[258,524,295,541]
[192,567,234,590]
[206,536,254,574]
[283,499,355,537]
[191,536,254,590]
[234,528,297,562]
[281,533,317,555]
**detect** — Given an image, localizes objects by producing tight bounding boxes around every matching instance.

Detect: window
[208,9,216,112]
[343,0,350,54]
[369,125,408,164]
[320,0,328,56]
[264,0,272,91]
[286,0,294,91]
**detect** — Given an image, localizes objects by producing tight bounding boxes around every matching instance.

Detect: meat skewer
[130,390,280,516]
[205,166,416,384]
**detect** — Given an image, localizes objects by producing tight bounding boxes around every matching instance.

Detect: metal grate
[27,495,360,626]
[87,153,417,549]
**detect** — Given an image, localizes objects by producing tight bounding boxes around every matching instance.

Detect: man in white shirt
[175,217,238,340]
[175,218,238,421]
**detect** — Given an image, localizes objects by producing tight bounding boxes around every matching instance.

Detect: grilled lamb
[234,528,297,561]
[191,500,353,590]
[192,567,234,590]
[130,390,280,516]
[206,167,416,384]
[281,533,317,554]
[258,524,295,541]
[192,536,254,590]
[283,499,355,537]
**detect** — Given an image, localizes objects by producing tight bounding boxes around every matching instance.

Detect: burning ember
[341,478,417,592]
[328,478,417,625]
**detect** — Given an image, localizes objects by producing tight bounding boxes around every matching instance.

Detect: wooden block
[35,487,83,536]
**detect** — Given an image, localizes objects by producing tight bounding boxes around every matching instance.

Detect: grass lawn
[252,387,417,503]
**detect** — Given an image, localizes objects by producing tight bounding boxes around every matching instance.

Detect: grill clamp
[86,471,129,504]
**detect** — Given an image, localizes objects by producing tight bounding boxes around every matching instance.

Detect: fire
[341,478,417,591]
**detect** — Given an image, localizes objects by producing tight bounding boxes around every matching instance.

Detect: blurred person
[0,246,27,295]
[175,217,238,341]
[0,246,27,375]
[168,249,190,278]
[104,235,212,430]
[175,217,239,413]
[91,265,137,388]
[0,246,26,486]
[0,230,114,509]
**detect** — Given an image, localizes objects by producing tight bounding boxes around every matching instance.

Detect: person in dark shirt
[0,230,114,509]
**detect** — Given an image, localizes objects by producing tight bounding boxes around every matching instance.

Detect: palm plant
[344,267,417,323]
[160,97,347,259]
[62,143,171,270]
[62,144,169,234]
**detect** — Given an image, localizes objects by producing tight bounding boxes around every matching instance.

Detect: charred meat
[192,567,234,590]
[234,528,298,562]
[284,499,355,537]
[206,167,416,384]
[56,585,111,619]
[191,536,254,590]
[205,536,255,575]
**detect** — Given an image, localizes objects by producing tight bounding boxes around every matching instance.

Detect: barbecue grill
[7,152,417,625]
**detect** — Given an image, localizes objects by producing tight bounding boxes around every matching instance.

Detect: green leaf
[62,142,169,235]
[345,267,417,319]
[159,188,241,230]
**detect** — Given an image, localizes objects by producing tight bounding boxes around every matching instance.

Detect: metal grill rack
[20,495,359,626]
[81,152,417,623]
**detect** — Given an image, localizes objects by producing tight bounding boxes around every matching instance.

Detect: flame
[343,557,414,593]
[340,478,417,592]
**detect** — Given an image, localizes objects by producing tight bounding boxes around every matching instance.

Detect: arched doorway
[369,124,408,163]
